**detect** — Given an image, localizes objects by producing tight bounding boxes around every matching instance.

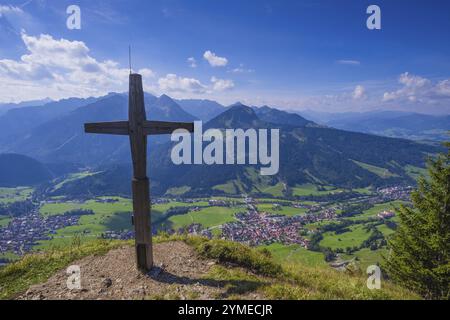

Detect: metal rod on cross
[84,74,194,272]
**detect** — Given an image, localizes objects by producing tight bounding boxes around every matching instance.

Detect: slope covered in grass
[0,236,419,300]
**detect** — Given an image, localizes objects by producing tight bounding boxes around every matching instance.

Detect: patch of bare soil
[18,241,262,300]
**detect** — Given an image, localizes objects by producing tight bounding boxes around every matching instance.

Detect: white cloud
[0,32,155,102]
[436,79,450,97]
[187,57,197,68]
[211,77,234,91]
[337,60,361,66]
[138,68,155,78]
[0,5,23,16]
[229,64,254,74]
[158,74,206,94]
[352,85,366,100]
[382,72,450,103]
[398,72,430,87]
[203,50,228,67]
[157,75,235,94]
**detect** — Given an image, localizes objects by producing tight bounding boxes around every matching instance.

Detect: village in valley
[0,182,411,270]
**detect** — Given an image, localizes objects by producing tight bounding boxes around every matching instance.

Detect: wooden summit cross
[84,74,194,272]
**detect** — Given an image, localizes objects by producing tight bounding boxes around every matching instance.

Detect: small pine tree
[384,142,450,300]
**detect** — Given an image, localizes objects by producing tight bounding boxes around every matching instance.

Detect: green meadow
[52,171,101,191]
[256,203,307,216]
[35,197,134,249]
[352,160,398,178]
[320,224,372,250]
[292,184,344,197]
[0,187,33,204]
[167,206,241,230]
[346,200,406,221]
[404,165,428,181]
[39,197,133,217]
[151,201,209,213]
[341,248,389,271]
[213,181,241,194]
[164,186,191,196]
[259,183,285,197]
[262,243,327,268]
[0,216,11,227]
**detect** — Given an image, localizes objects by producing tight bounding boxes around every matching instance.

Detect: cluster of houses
[222,210,309,247]
[101,230,135,240]
[177,223,213,238]
[221,205,338,248]
[0,210,80,255]
[377,210,395,220]
[377,186,413,201]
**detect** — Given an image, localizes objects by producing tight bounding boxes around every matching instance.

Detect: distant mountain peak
[254,105,314,128]
[206,103,263,129]
[159,94,173,101]
[146,94,197,121]
[176,99,225,121]
[229,101,247,108]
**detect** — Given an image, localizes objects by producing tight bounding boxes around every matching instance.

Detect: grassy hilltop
[0,236,419,300]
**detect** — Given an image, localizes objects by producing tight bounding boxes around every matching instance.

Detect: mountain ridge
[45,104,440,198]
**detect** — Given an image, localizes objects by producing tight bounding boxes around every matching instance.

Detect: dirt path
[18,241,242,300]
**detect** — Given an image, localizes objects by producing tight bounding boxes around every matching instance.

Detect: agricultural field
[212,181,241,194]
[35,198,135,250]
[35,197,240,249]
[164,186,191,196]
[51,171,101,192]
[151,201,209,214]
[352,160,399,179]
[39,197,133,217]
[346,200,406,222]
[320,224,372,250]
[166,206,242,230]
[259,183,285,197]
[262,243,328,268]
[0,216,11,227]
[256,203,307,216]
[291,184,344,197]
[0,187,33,204]
[352,187,374,195]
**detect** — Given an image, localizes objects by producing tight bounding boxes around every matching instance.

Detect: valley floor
[0,184,411,274]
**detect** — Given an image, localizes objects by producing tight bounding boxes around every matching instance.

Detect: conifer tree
[384,142,449,299]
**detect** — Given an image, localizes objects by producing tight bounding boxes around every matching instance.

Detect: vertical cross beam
[128,74,153,271]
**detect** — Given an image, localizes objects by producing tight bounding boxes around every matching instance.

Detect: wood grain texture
[84,121,129,135]
[83,73,194,272]
[144,121,194,135]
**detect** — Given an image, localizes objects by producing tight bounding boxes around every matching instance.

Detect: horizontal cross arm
[143,121,194,135]
[84,121,129,135]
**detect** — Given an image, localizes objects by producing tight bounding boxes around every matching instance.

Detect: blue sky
[0,0,449,114]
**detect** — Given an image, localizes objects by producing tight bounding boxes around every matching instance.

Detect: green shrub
[189,238,282,277]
